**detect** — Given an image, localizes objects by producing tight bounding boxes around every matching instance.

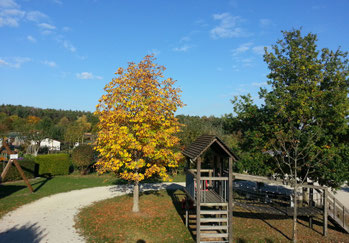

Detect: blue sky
[1,0,348,117]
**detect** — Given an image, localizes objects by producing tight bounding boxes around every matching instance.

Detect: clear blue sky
[1,0,348,117]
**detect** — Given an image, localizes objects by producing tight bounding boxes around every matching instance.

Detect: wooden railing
[327,190,349,233]
[185,170,195,200]
[185,169,229,203]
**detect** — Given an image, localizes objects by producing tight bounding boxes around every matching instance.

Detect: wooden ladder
[198,205,229,243]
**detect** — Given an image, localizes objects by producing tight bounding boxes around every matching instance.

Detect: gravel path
[0,182,185,243]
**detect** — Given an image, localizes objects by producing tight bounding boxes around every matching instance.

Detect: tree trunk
[293,184,298,243]
[34,143,40,156]
[132,181,140,213]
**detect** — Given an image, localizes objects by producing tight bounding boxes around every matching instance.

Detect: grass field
[0,172,185,219]
[75,190,193,243]
[75,189,349,243]
[2,174,348,242]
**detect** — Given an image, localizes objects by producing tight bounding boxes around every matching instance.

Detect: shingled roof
[182,135,237,161]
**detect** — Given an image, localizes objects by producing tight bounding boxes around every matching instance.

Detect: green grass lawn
[3,173,347,242]
[0,172,185,219]
[75,189,349,243]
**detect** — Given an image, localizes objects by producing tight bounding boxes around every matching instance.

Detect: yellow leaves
[27,115,41,124]
[94,54,184,183]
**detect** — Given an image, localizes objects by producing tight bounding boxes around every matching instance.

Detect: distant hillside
[0,104,97,124]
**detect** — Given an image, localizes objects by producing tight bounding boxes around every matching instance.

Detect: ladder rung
[201,203,227,206]
[200,210,227,215]
[201,233,228,238]
[200,242,228,243]
[200,218,227,223]
[200,225,228,230]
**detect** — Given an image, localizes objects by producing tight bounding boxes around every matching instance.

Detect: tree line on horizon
[0,104,236,153]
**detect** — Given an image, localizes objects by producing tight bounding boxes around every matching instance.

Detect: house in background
[39,138,61,151]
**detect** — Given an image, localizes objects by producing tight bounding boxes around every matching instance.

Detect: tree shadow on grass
[0,185,26,199]
[297,215,346,234]
[30,174,52,193]
[233,210,292,241]
[111,178,128,185]
[166,188,196,242]
[0,223,46,243]
[166,187,293,242]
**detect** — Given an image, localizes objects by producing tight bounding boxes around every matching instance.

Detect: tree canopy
[94,55,184,212]
[229,29,349,188]
[227,29,348,242]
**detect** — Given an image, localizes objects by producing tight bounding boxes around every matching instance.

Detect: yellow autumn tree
[95,55,184,212]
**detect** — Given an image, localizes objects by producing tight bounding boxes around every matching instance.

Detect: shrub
[72,145,95,174]
[35,153,71,176]
[0,159,38,182]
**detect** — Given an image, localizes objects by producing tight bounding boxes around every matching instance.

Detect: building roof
[182,134,238,161]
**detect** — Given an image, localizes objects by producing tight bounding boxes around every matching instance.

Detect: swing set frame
[0,138,33,193]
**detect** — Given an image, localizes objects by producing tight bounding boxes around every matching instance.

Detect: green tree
[23,116,44,156]
[259,29,348,243]
[223,94,274,175]
[64,122,84,151]
[72,144,95,174]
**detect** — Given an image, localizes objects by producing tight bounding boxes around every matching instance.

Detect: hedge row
[0,154,72,181]
[35,154,71,176]
[0,159,38,182]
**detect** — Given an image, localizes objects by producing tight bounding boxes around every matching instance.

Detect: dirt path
[0,183,184,243]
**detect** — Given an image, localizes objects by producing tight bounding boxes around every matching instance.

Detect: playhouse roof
[182,135,237,161]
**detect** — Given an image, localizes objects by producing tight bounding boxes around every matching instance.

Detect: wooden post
[228,157,233,243]
[186,157,190,171]
[209,170,212,187]
[0,159,13,183]
[185,196,189,228]
[13,159,33,193]
[343,205,345,229]
[309,216,313,229]
[220,157,223,176]
[309,186,313,229]
[323,188,328,236]
[1,140,33,193]
[196,157,201,243]
[213,155,217,177]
